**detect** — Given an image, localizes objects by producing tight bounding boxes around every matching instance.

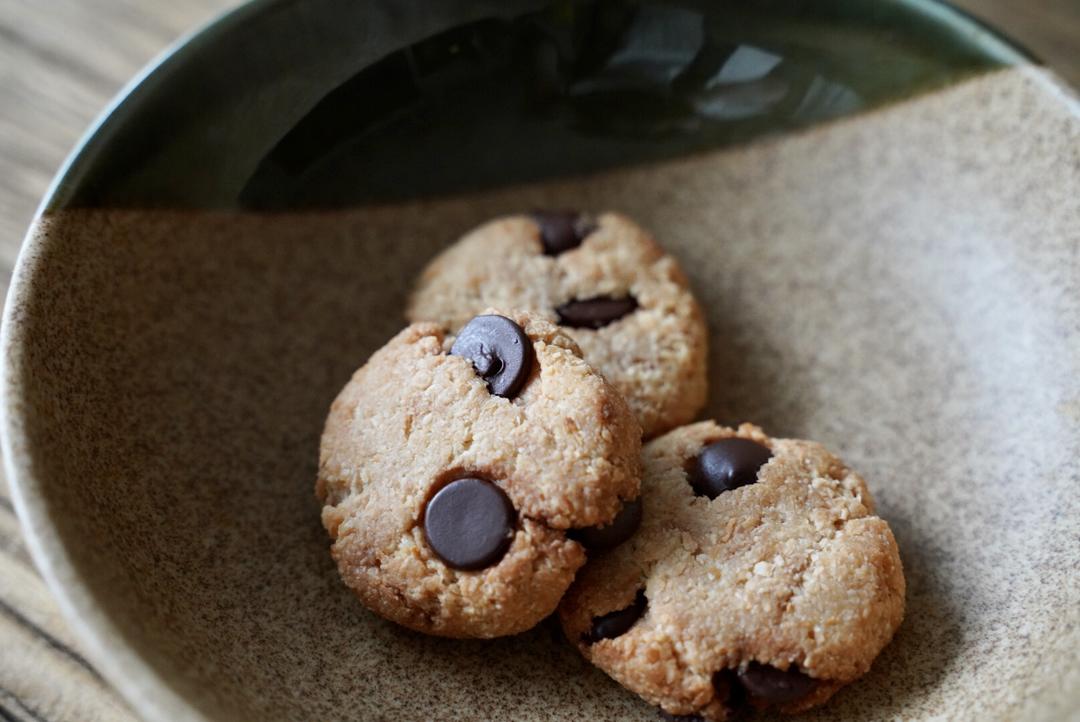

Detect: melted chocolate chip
[423,478,515,571]
[531,210,596,255]
[586,590,647,643]
[450,314,534,399]
[713,669,747,716]
[568,497,642,550]
[688,438,773,499]
[555,296,638,329]
[737,663,818,705]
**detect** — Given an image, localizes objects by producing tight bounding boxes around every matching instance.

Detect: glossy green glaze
[52,0,1032,210]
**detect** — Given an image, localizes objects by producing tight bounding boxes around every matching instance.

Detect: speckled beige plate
[3,2,1079,721]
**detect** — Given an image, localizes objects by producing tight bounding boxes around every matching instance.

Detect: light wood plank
[0,615,139,722]
[0,0,236,268]
[0,546,93,666]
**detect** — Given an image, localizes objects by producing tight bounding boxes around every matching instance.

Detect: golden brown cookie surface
[407,212,708,438]
[558,422,905,719]
[317,310,642,638]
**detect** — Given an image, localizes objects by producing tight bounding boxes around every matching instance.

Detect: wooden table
[0,1,1075,719]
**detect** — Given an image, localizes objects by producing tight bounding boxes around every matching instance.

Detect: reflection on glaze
[54,0,1024,210]
[242,1,883,207]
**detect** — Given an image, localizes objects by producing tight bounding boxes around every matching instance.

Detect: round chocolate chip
[555,296,638,329]
[531,210,596,255]
[568,497,642,550]
[586,589,647,643]
[688,438,773,499]
[423,477,515,571]
[450,315,534,399]
[737,662,818,706]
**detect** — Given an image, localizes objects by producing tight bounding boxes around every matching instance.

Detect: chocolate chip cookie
[316,310,643,638]
[407,212,708,438]
[558,422,905,719]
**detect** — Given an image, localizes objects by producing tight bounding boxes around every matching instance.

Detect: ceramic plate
[3,1,1078,720]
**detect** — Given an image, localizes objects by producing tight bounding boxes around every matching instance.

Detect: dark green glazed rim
[45,0,1034,213]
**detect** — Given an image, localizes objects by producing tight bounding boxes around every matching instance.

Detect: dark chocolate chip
[423,477,515,571]
[586,589,647,643]
[555,296,638,329]
[737,662,818,706]
[450,314,534,399]
[713,669,747,716]
[657,671,746,721]
[568,497,642,550]
[688,438,773,499]
[531,210,596,255]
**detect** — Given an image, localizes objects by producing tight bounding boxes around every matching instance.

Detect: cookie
[316,310,643,638]
[406,211,708,438]
[558,422,905,719]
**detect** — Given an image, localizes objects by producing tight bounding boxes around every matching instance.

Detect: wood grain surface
[0,1,1075,720]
